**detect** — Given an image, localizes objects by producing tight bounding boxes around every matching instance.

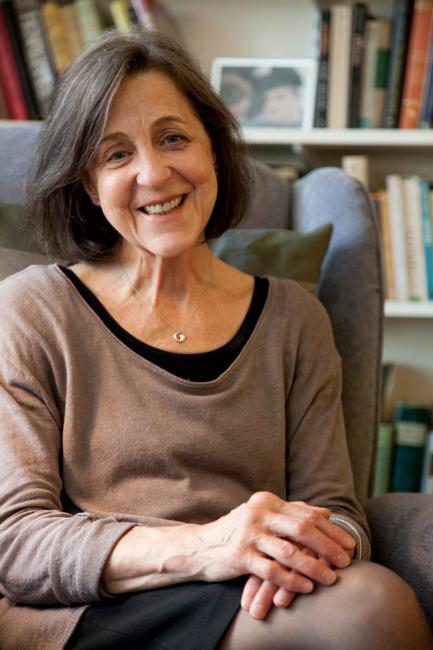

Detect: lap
[218,562,433,650]
[67,578,246,650]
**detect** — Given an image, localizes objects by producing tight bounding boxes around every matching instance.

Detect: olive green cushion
[0,203,42,253]
[210,224,333,292]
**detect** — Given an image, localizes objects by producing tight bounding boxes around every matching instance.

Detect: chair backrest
[0,122,383,503]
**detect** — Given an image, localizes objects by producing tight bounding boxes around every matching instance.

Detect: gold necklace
[117,254,213,344]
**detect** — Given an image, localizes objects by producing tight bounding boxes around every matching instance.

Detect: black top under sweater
[60,267,268,381]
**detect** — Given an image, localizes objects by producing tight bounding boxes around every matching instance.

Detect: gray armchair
[0,122,431,629]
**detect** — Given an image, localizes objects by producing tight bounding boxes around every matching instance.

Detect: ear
[82,174,100,206]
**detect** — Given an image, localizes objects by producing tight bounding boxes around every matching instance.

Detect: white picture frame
[211,57,317,129]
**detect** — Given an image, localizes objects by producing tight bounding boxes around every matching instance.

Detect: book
[0,2,28,119]
[399,0,433,128]
[109,0,132,31]
[131,0,157,30]
[382,363,411,421]
[13,0,56,118]
[373,422,395,496]
[41,0,74,73]
[313,9,330,128]
[348,3,367,128]
[373,189,396,300]
[386,174,410,301]
[59,0,84,60]
[401,175,428,300]
[1,0,40,119]
[420,23,433,127]
[420,430,433,493]
[383,0,415,128]
[391,403,430,492]
[420,430,433,492]
[0,78,10,118]
[419,179,433,298]
[359,19,392,128]
[327,4,352,128]
[74,0,103,45]
[341,154,369,188]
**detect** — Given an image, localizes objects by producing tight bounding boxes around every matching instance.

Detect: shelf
[243,127,433,148]
[385,301,433,318]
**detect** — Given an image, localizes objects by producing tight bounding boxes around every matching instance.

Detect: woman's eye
[106,150,129,164]
[164,134,184,145]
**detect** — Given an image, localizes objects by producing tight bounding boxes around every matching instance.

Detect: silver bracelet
[329,514,364,561]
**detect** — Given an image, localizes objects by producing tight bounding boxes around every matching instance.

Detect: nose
[135,150,172,188]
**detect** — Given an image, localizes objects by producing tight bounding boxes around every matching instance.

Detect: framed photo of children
[211,58,317,129]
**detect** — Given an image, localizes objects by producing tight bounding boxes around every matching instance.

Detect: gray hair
[28,30,250,261]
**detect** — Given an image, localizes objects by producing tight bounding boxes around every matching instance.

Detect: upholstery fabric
[365,493,433,630]
[291,169,384,503]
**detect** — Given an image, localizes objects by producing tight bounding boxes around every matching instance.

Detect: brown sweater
[0,265,370,649]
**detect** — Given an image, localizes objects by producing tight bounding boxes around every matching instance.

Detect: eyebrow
[99,115,188,146]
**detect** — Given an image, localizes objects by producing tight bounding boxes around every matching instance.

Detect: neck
[116,243,212,309]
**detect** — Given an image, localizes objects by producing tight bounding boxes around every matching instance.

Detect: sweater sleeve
[0,350,139,605]
[284,293,371,560]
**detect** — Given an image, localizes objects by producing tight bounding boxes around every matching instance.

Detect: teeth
[143,195,183,215]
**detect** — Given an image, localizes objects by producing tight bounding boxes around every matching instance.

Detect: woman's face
[85,70,218,260]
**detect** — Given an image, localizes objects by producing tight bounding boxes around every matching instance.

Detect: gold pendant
[173,331,186,343]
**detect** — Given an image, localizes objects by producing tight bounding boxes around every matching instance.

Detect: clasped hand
[197,492,356,620]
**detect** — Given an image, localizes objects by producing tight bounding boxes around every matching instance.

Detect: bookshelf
[164,0,433,398]
[1,0,433,394]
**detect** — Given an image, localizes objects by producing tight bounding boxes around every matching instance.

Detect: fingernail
[336,553,351,568]
[322,570,337,585]
[250,604,265,619]
[300,580,314,593]
[241,597,252,611]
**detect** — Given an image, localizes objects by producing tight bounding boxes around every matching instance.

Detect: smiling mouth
[139,195,186,216]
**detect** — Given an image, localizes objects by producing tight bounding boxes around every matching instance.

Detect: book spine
[420,26,433,126]
[374,189,396,300]
[0,77,11,118]
[348,3,367,128]
[74,0,103,45]
[402,175,428,300]
[383,0,415,128]
[373,422,394,496]
[327,4,352,128]
[109,0,131,32]
[313,9,330,128]
[342,154,369,187]
[41,0,74,73]
[13,0,56,118]
[372,21,392,128]
[391,404,430,492]
[420,430,433,493]
[419,179,433,298]
[3,0,40,119]
[131,0,157,31]
[59,0,84,60]
[0,3,28,119]
[359,20,391,128]
[386,174,410,300]
[399,0,433,128]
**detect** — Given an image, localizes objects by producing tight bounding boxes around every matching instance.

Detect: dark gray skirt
[66,578,246,650]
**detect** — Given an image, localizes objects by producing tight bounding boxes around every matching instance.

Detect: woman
[0,31,431,650]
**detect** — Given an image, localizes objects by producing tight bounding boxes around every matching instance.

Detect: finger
[265,513,352,569]
[257,535,338,585]
[317,517,357,551]
[249,580,279,620]
[240,575,263,611]
[249,555,315,593]
[273,586,297,608]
